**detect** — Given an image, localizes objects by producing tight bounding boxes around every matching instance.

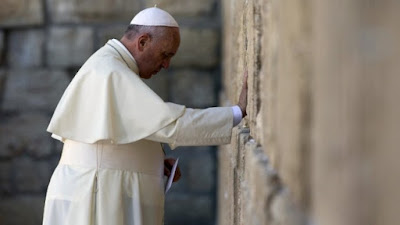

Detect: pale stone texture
[0,113,52,158]
[312,1,400,225]
[171,70,215,107]
[261,0,312,207]
[220,0,311,224]
[7,29,44,68]
[2,70,70,111]
[0,196,45,225]
[172,28,219,68]
[217,127,249,225]
[47,27,94,68]
[144,0,215,17]
[0,0,43,27]
[221,0,400,225]
[47,0,141,23]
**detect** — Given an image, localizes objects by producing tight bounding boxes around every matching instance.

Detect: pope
[42,7,248,225]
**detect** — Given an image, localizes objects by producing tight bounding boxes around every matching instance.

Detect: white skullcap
[130,7,179,27]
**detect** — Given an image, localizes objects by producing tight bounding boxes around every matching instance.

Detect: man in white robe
[42,7,247,225]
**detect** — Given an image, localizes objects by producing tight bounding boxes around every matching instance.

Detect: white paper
[165,158,179,193]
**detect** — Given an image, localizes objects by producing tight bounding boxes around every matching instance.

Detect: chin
[139,73,153,79]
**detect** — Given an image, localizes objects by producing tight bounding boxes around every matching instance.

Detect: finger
[164,159,174,170]
[173,167,181,182]
[164,167,171,176]
[243,74,248,89]
[173,172,181,182]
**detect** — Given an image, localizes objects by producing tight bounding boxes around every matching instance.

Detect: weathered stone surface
[171,70,215,107]
[0,0,43,27]
[220,0,312,224]
[14,157,51,192]
[312,2,400,225]
[0,196,45,225]
[172,28,219,68]
[217,127,239,225]
[0,162,12,194]
[7,29,44,68]
[2,70,70,111]
[165,194,214,225]
[143,71,169,101]
[47,27,94,68]
[48,0,141,23]
[145,0,215,17]
[0,113,52,158]
[96,25,127,48]
[270,189,308,225]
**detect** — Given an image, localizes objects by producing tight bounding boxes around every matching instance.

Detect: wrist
[238,104,246,117]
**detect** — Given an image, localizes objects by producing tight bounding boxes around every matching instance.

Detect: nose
[161,59,171,69]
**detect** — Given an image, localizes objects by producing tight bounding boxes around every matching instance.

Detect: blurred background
[1,0,400,225]
[0,0,221,225]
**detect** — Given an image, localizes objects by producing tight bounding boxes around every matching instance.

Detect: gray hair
[124,25,171,41]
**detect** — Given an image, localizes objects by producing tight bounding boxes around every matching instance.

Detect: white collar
[111,39,135,62]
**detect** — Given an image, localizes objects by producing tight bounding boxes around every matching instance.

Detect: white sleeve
[231,105,243,126]
[145,107,234,149]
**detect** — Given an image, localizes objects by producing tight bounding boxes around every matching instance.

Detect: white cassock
[42,39,235,225]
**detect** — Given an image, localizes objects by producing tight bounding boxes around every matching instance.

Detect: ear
[138,34,151,51]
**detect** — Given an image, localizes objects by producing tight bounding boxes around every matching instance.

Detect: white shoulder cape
[47,40,185,144]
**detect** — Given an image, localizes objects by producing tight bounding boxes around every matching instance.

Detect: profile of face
[136,27,180,79]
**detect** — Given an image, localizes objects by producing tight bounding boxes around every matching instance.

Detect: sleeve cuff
[231,105,243,127]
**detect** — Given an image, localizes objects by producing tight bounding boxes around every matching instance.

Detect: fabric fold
[47,40,186,144]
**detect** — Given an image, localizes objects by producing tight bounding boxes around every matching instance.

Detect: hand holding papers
[165,158,179,193]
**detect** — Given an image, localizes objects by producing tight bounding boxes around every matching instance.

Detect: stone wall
[0,1,221,225]
[219,0,400,225]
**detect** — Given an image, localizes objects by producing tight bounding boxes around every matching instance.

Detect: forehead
[158,28,180,50]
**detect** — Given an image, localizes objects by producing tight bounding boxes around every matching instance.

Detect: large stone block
[0,162,12,194]
[0,30,4,64]
[0,0,43,27]
[145,0,215,17]
[0,196,45,225]
[242,139,283,225]
[47,27,94,68]
[170,70,216,107]
[96,25,127,48]
[7,29,44,68]
[14,157,51,192]
[48,0,141,23]
[0,113,53,158]
[0,69,5,93]
[270,189,308,225]
[186,149,215,192]
[143,71,169,101]
[165,194,214,225]
[217,127,243,225]
[172,28,219,68]
[2,70,70,111]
